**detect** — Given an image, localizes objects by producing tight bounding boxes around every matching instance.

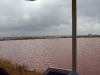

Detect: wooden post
[72,0,77,72]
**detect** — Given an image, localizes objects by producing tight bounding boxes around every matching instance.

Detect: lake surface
[0,38,100,75]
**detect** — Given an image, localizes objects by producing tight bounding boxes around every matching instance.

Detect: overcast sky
[0,0,100,37]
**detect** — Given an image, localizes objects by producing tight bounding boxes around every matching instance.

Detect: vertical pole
[72,0,77,72]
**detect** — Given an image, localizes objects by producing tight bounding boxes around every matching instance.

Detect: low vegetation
[0,58,42,75]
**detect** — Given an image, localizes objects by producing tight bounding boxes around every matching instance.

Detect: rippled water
[0,38,100,75]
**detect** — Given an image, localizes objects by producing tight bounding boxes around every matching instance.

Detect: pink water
[0,38,100,75]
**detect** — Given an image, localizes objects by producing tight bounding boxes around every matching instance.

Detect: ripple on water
[0,38,100,75]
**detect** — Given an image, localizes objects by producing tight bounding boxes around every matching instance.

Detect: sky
[0,0,100,37]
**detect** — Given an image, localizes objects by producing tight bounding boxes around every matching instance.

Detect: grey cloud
[77,0,100,34]
[0,0,100,36]
[78,0,100,17]
[0,0,71,33]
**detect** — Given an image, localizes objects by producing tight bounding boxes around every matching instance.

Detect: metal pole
[72,0,77,72]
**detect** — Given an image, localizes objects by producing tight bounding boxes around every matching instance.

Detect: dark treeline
[0,35,100,41]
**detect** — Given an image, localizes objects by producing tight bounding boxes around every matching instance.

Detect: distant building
[88,34,92,36]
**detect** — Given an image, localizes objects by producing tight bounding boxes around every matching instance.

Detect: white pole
[72,0,77,72]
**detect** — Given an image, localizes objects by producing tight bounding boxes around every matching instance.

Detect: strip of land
[0,35,100,41]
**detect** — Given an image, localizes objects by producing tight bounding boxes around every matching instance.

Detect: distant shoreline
[0,35,100,41]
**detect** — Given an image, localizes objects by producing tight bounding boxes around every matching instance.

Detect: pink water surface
[0,38,100,75]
